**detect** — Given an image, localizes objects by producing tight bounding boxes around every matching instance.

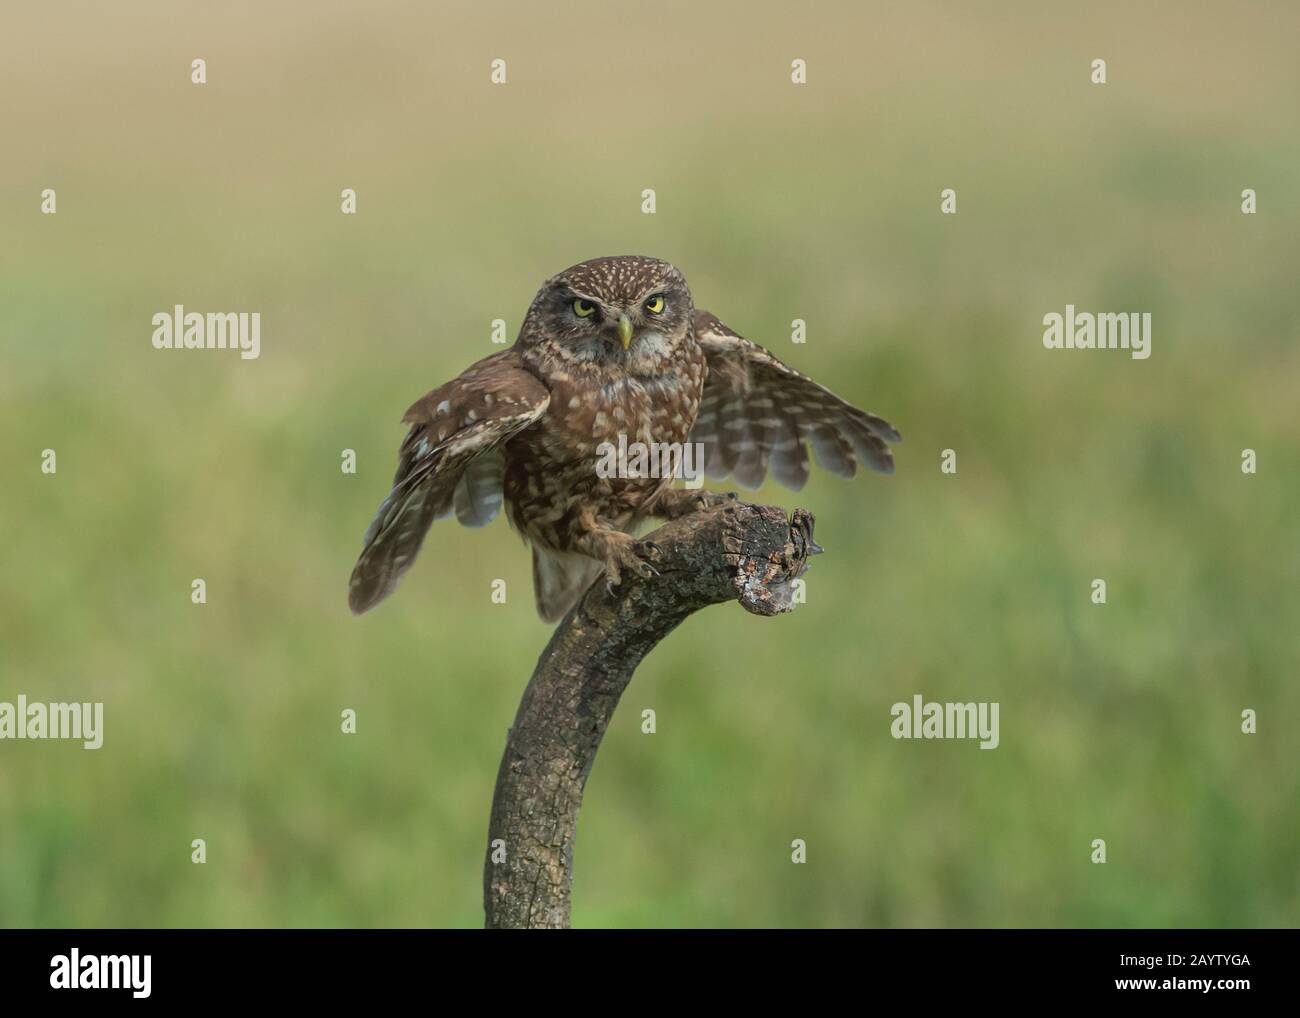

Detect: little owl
[348,255,900,621]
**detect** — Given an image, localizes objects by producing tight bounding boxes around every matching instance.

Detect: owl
[348,255,900,621]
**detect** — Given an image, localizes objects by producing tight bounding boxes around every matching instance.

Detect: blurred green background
[1,0,1297,927]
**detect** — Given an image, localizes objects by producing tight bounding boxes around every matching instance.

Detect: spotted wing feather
[690,310,900,490]
[348,350,549,614]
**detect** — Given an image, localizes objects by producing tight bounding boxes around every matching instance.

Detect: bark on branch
[483,503,819,929]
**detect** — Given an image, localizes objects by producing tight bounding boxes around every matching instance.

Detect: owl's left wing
[690,310,901,490]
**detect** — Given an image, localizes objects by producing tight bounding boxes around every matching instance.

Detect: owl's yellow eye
[644,295,666,315]
[573,299,597,318]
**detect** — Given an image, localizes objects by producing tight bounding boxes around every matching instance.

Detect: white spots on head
[436,400,451,415]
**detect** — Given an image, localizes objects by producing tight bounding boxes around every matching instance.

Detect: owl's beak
[617,314,634,350]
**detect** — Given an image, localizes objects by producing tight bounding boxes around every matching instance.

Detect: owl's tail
[532,547,603,623]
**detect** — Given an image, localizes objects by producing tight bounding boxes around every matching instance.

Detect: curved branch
[483,503,819,929]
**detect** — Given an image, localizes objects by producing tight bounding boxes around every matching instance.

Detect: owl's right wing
[348,349,549,615]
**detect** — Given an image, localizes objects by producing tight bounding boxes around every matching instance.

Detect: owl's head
[522,256,694,371]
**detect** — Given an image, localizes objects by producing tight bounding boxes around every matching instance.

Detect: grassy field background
[1,0,1297,927]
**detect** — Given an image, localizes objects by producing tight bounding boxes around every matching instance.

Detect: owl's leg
[572,509,661,592]
[647,487,739,521]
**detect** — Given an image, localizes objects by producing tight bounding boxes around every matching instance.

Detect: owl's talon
[598,535,663,596]
[635,540,664,562]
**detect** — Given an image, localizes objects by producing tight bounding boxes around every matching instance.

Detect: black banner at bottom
[0,928,1289,1004]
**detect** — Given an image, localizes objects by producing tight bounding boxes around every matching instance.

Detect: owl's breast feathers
[501,334,708,542]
